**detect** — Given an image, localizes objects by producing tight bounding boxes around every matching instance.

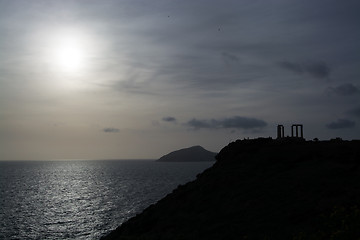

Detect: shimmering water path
[0,160,213,239]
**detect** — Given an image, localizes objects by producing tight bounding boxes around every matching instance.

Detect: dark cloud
[186,116,267,130]
[278,61,304,74]
[187,119,216,129]
[103,127,120,133]
[279,61,330,79]
[305,62,330,79]
[327,83,360,96]
[222,52,239,65]
[348,106,360,118]
[162,116,177,122]
[326,119,356,130]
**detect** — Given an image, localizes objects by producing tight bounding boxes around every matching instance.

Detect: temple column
[296,126,299,137]
[277,125,285,139]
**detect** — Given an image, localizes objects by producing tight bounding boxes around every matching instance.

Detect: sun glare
[44,29,92,75]
[51,36,86,73]
[39,27,100,89]
[53,38,84,72]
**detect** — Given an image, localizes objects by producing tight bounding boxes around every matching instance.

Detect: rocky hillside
[101,138,360,240]
[157,146,216,162]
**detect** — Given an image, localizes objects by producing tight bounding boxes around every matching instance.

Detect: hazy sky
[1,0,359,160]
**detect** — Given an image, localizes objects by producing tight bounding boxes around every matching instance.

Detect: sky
[0,0,359,160]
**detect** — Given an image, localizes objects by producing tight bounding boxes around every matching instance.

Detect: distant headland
[157,145,217,162]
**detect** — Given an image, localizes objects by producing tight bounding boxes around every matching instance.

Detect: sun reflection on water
[0,160,213,239]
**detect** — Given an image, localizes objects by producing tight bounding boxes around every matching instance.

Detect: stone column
[296,125,299,137]
[277,125,284,139]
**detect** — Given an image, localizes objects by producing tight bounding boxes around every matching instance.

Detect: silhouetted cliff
[157,146,216,162]
[101,138,360,240]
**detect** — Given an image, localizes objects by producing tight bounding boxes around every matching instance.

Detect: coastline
[101,138,360,239]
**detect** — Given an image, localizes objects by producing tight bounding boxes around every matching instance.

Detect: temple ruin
[291,124,303,138]
[277,124,304,139]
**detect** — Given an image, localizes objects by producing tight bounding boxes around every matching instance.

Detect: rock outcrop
[102,138,360,240]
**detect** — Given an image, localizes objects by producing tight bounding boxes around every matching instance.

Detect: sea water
[0,160,213,239]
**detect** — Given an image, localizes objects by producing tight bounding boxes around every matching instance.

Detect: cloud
[348,106,360,118]
[187,118,216,129]
[222,52,239,65]
[279,61,330,79]
[327,83,360,96]
[103,127,120,133]
[326,119,356,130]
[162,116,177,122]
[278,61,304,74]
[186,116,267,130]
[305,62,330,79]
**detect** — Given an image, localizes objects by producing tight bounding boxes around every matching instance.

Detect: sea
[0,160,213,240]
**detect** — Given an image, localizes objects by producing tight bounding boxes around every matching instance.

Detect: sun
[51,36,86,73]
[44,29,91,74]
[39,27,99,89]
[53,38,85,72]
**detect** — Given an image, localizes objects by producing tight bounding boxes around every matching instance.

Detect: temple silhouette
[277,124,304,139]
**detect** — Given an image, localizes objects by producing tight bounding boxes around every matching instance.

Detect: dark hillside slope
[102,138,360,240]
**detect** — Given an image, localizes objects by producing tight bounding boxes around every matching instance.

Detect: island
[156,145,217,162]
[102,138,360,239]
